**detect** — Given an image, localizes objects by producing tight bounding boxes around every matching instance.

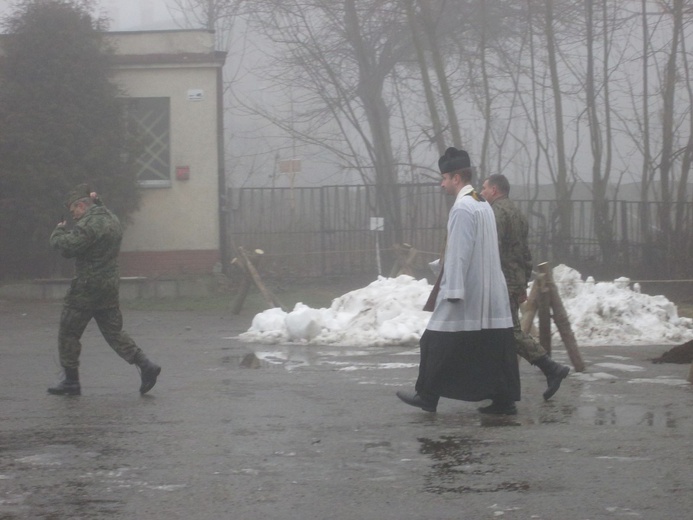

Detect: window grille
[122,97,171,187]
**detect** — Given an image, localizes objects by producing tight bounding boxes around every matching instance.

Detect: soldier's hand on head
[89,192,104,206]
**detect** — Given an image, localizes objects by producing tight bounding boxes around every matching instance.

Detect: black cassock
[415,328,521,403]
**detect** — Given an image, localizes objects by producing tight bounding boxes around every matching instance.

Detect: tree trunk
[477,0,492,177]
[544,0,571,262]
[406,0,445,154]
[586,0,615,264]
[419,0,462,147]
[658,0,683,262]
[344,0,403,255]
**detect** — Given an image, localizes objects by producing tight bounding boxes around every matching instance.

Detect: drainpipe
[216,49,230,275]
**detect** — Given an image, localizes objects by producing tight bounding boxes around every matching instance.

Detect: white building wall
[107,30,224,271]
[114,67,220,253]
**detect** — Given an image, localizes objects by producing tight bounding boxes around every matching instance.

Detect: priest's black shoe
[396,391,438,412]
[478,401,517,415]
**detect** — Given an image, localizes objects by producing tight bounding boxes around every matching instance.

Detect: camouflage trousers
[58,305,143,369]
[508,291,547,364]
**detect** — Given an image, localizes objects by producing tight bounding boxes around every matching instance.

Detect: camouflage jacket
[489,197,533,294]
[50,205,122,309]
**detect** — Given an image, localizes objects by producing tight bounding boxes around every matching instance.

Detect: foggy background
[2,1,692,195]
[1,1,692,281]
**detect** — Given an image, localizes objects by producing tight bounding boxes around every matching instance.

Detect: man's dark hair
[486,174,510,196]
[457,167,474,184]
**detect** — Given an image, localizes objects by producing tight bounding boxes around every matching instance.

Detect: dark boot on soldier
[534,355,570,401]
[134,353,161,394]
[47,367,81,396]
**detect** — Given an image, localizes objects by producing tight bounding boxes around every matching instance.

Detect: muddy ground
[1,299,692,520]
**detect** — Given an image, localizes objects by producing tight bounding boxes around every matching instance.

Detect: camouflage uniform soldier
[47,184,161,396]
[481,174,569,400]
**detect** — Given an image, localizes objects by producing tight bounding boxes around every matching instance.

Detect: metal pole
[375,231,382,276]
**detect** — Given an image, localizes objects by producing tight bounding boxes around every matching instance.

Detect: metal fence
[227,184,693,280]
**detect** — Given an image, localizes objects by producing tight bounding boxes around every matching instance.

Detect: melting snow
[239,265,693,347]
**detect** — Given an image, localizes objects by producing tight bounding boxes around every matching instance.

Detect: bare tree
[415,0,463,150]
[405,0,445,154]
[462,1,528,177]
[657,0,683,245]
[213,0,693,277]
[584,0,617,262]
[237,0,414,254]
[638,0,692,270]
[543,0,573,262]
[639,0,654,249]
[673,3,693,273]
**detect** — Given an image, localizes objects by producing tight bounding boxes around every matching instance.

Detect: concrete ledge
[0,276,216,301]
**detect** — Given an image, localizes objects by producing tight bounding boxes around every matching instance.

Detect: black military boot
[135,354,161,395]
[47,367,81,396]
[534,355,570,400]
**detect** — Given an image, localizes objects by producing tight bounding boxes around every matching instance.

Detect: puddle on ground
[418,435,529,494]
[219,349,691,432]
[575,404,679,428]
[532,403,683,429]
[221,346,410,371]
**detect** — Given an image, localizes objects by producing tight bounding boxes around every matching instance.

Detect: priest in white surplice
[397,147,521,415]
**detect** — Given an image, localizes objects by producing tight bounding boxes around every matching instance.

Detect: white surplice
[427,184,513,332]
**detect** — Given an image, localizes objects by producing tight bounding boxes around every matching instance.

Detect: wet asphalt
[1,300,692,520]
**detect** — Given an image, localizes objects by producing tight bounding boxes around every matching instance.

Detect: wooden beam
[520,273,541,334]
[545,265,585,372]
[537,263,552,355]
[390,243,419,277]
[523,262,585,372]
[238,246,287,312]
[230,249,263,315]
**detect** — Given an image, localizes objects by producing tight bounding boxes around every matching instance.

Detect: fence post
[621,201,629,269]
[320,186,326,276]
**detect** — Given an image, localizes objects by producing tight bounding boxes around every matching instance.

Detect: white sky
[95,0,176,30]
[0,1,177,31]
[239,265,693,348]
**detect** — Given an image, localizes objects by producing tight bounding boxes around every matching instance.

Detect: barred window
[122,97,171,187]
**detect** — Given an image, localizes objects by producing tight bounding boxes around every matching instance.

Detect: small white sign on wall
[187,89,204,101]
[370,217,384,231]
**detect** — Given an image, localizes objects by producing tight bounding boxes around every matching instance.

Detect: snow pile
[238,266,693,347]
[547,264,693,345]
[239,276,431,346]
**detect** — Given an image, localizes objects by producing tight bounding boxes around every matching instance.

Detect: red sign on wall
[176,166,190,181]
